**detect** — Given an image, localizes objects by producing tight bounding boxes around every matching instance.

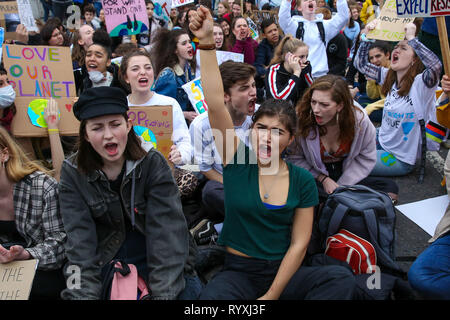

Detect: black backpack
[311,185,404,276]
[296,21,326,45]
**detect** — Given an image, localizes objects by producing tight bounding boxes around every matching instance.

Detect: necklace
[259,162,287,200]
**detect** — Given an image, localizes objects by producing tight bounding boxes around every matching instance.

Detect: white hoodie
[278,0,349,78]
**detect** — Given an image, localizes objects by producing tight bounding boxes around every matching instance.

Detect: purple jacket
[230,37,259,65]
[287,106,376,185]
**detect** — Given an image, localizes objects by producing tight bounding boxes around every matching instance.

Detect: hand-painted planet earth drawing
[109,18,148,37]
[27,99,60,128]
[134,125,157,149]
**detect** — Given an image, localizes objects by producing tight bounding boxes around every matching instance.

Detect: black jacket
[265,62,313,106]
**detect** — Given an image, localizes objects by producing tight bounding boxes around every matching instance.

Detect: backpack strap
[295,21,326,45]
[316,21,326,45]
[326,202,348,238]
[296,21,304,41]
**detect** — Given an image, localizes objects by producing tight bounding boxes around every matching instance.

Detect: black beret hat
[73,87,129,121]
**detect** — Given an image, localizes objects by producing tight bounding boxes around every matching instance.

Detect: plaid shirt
[5,171,66,270]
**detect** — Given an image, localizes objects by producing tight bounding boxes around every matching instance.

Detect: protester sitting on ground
[213,23,226,50]
[83,4,100,30]
[254,18,282,101]
[227,16,259,65]
[40,18,70,46]
[265,35,313,107]
[0,68,16,134]
[408,75,450,300]
[216,1,231,19]
[360,40,392,122]
[120,50,193,167]
[223,1,242,24]
[278,0,349,78]
[77,31,126,95]
[151,28,197,124]
[189,6,357,300]
[288,74,399,202]
[0,126,66,300]
[71,24,95,70]
[217,17,231,46]
[190,61,257,223]
[354,20,442,177]
[58,86,201,300]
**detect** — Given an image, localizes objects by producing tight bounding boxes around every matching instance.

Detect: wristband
[319,175,328,184]
[197,43,216,50]
[48,128,59,134]
[361,33,375,43]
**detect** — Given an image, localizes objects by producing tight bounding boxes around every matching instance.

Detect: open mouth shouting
[248,99,256,114]
[104,142,119,156]
[137,77,150,87]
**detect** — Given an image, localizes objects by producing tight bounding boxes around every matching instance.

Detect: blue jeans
[408,233,450,299]
[371,128,415,176]
[199,252,356,300]
[177,275,204,300]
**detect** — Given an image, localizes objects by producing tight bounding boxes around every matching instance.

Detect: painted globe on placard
[133,125,157,149]
[27,99,59,128]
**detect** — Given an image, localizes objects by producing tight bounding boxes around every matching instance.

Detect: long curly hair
[150,28,193,77]
[297,75,361,143]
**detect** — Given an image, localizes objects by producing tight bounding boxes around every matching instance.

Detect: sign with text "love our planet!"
[396,0,450,17]
[2,44,79,137]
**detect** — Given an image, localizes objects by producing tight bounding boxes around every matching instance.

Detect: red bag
[325,229,377,275]
[109,261,150,300]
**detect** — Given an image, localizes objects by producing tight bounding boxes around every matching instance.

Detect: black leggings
[29,268,66,300]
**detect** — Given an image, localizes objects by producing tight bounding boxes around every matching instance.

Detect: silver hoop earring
[336,112,340,124]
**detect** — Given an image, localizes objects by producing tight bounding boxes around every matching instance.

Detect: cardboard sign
[17,0,37,32]
[367,0,415,41]
[195,50,244,77]
[2,44,78,137]
[0,259,38,300]
[153,0,171,28]
[0,27,4,64]
[171,0,195,9]
[246,17,259,40]
[102,0,149,37]
[10,97,79,137]
[182,78,208,115]
[396,0,450,17]
[0,1,18,40]
[128,106,173,159]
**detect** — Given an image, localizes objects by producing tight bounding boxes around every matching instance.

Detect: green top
[218,142,318,260]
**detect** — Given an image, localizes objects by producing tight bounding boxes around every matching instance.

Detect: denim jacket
[153,64,195,112]
[59,149,197,300]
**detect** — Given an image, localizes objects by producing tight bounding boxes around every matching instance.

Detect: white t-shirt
[127,92,193,165]
[378,69,437,165]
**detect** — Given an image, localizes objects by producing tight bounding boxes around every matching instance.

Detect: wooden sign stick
[436,16,450,75]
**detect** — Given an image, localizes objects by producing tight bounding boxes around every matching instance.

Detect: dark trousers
[29,268,66,300]
[202,180,225,223]
[199,252,356,300]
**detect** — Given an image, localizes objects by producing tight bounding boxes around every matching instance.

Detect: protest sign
[195,50,244,77]
[0,259,38,300]
[0,27,4,63]
[171,0,195,8]
[367,0,415,41]
[3,44,79,136]
[153,0,172,28]
[17,0,38,32]
[395,0,450,77]
[102,0,149,37]
[0,1,19,40]
[128,106,173,159]
[182,78,208,115]
[246,17,259,40]
[396,0,450,17]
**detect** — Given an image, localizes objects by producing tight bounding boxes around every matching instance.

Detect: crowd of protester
[0,0,449,300]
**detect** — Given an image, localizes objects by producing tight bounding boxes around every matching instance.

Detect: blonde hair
[269,35,308,66]
[0,126,50,182]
